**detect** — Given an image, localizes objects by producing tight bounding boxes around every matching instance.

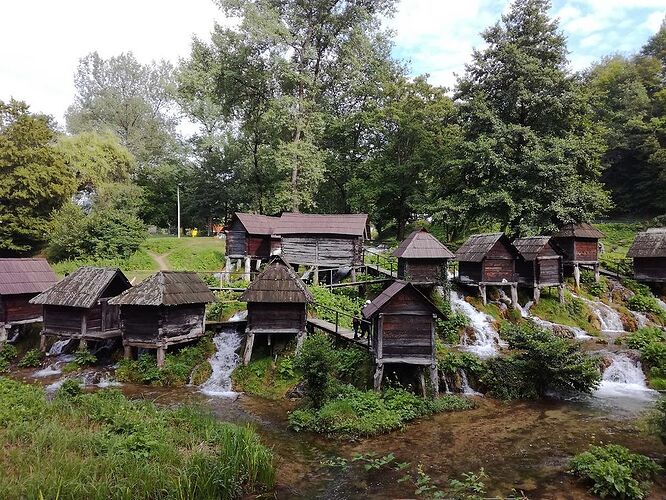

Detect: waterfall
[8,330,20,343]
[573,294,625,333]
[631,311,649,329]
[228,310,248,322]
[459,369,481,396]
[594,353,656,399]
[33,364,63,378]
[531,316,591,340]
[656,298,666,313]
[200,329,242,397]
[450,291,504,358]
[48,339,75,356]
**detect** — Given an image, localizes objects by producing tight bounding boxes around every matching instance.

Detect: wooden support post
[0,324,7,351]
[255,259,261,271]
[222,257,231,283]
[79,338,87,351]
[312,266,319,286]
[594,263,600,283]
[156,347,166,367]
[243,257,251,282]
[39,333,47,353]
[430,364,439,396]
[533,286,541,303]
[243,331,255,365]
[351,267,357,282]
[296,330,307,353]
[573,264,581,289]
[373,363,384,391]
[419,368,427,398]
[124,344,133,360]
[479,284,487,305]
[558,284,565,304]
[510,284,518,307]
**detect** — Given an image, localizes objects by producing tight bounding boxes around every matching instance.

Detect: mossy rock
[190,362,213,386]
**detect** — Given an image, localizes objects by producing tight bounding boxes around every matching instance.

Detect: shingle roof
[553,222,605,239]
[627,228,666,258]
[108,271,215,306]
[240,256,313,303]
[362,280,443,319]
[392,229,454,259]
[512,236,556,261]
[454,233,512,262]
[234,213,279,236]
[30,267,130,308]
[0,258,58,296]
[275,213,368,237]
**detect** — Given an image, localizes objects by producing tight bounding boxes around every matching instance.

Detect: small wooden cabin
[392,228,454,284]
[454,233,519,305]
[513,236,564,302]
[30,267,131,350]
[224,212,280,281]
[0,258,58,345]
[627,228,666,284]
[239,256,313,364]
[276,213,368,277]
[362,280,444,393]
[552,223,605,286]
[108,271,216,366]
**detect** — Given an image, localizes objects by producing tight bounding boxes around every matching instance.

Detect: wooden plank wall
[2,294,42,323]
[574,239,598,262]
[482,240,515,282]
[635,258,666,281]
[459,262,482,283]
[247,236,271,259]
[402,260,445,283]
[43,305,84,335]
[248,302,305,332]
[120,306,159,340]
[281,236,363,266]
[161,305,205,338]
[537,259,561,284]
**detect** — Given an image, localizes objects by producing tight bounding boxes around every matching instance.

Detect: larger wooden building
[108,271,216,366]
[552,223,605,287]
[513,236,564,302]
[362,280,444,394]
[627,228,666,284]
[392,228,454,284]
[455,233,519,306]
[0,258,58,346]
[225,213,280,280]
[240,256,313,364]
[31,267,131,350]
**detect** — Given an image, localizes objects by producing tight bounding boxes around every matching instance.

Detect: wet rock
[286,381,307,399]
[620,313,638,332]
[463,326,477,343]
[551,325,575,339]
[588,314,602,331]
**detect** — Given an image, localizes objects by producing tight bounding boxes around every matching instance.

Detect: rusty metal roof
[0,258,58,296]
[362,280,443,319]
[512,236,558,261]
[392,228,454,259]
[233,213,280,236]
[240,256,313,303]
[454,233,514,262]
[108,271,215,306]
[275,213,368,237]
[627,228,666,258]
[30,267,130,308]
[553,222,605,239]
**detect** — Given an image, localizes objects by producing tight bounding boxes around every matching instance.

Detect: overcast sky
[1,0,664,128]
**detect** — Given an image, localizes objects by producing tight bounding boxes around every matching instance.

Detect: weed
[17,348,43,368]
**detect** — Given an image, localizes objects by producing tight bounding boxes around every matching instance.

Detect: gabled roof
[233,212,279,236]
[392,228,455,259]
[512,236,559,261]
[30,267,130,308]
[240,256,313,303]
[275,213,368,237]
[0,258,58,296]
[108,271,215,306]
[362,280,444,319]
[627,228,666,258]
[553,222,605,239]
[454,233,515,262]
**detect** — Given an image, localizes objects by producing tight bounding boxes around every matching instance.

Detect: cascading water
[656,297,666,313]
[573,294,624,334]
[449,291,504,358]
[594,353,656,400]
[48,339,75,356]
[458,369,481,396]
[631,311,649,328]
[200,329,242,397]
[228,310,248,322]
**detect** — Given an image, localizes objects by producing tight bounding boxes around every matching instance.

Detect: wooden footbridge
[306,316,370,348]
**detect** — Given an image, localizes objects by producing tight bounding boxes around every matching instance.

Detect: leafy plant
[293,333,337,408]
[73,349,97,367]
[447,469,488,500]
[626,327,665,350]
[18,349,43,368]
[437,312,469,344]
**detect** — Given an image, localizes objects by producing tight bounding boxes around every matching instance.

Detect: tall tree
[454,0,610,237]
[66,52,181,166]
[0,100,75,254]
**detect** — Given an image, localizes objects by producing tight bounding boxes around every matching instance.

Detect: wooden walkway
[306,317,369,349]
[364,263,395,278]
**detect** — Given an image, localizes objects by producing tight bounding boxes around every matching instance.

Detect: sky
[1,0,664,128]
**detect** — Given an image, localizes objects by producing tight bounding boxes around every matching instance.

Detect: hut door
[100,299,119,332]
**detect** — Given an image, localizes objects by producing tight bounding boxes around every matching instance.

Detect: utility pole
[177,184,181,239]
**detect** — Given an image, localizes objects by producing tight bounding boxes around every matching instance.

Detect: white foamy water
[656,298,666,312]
[33,364,62,378]
[450,291,504,358]
[594,353,656,400]
[532,317,592,340]
[459,369,481,395]
[48,339,75,356]
[631,311,649,328]
[228,310,248,322]
[200,329,242,397]
[573,294,625,334]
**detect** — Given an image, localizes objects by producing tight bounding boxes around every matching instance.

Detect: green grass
[309,286,366,329]
[51,248,158,276]
[530,294,600,335]
[0,377,275,499]
[232,356,301,400]
[165,237,226,271]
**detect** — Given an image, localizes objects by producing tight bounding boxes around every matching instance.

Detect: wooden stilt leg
[0,324,7,351]
[39,333,47,353]
[296,330,307,353]
[79,338,87,351]
[156,347,166,367]
[244,257,251,282]
[419,368,427,398]
[480,285,487,305]
[510,284,518,307]
[373,363,384,391]
[533,286,541,303]
[558,284,565,304]
[430,364,439,396]
[124,344,133,360]
[313,266,319,286]
[243,331,255,366]
[222,257,231,283]
[351,267,357,282]
[574,264,581,289]
[594,263,600,283]
[255,259,261,271]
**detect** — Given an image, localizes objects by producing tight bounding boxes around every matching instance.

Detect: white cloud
[645,11,666,31]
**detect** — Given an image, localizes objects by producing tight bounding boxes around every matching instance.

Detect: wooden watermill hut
[275,213,368,282]
[0,259,58,346]
[392,228,454,284]
[239,256,313,365]
[551,223,605,287]
[627,228,666,284]
[362,280,444,394]
[30,267,131,351]
[108,271,215,366]
[225,213,280,281]
[513,236,564,302]
[454,233,519,306]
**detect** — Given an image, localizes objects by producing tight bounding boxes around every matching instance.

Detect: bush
[17,348,43,368]
[309,286,365,329]
[437,312,469,344]
[649,397,666,445]
[628,294,664,316]
[626,327,665,350]
[293,334,338,408]
[73,348,97,367]
[570,444,661,499]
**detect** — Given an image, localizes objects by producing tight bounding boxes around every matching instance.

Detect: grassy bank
[0,377,274,499]
[232,356,301,400]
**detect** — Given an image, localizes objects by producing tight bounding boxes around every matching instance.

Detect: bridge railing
[308,303,372,347]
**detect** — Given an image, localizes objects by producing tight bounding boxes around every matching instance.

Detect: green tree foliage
[293,333,338,408]
[454,0,611,236]
[586,21,666,217]
[0,100,75,255]
[66,52,181,166]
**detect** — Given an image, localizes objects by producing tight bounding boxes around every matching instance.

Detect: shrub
[626,327,665,350]
[56,379,83,398]
[570,444,661,500]
[293,333,338,408]
[649,397,666,445]
[17,348,43,368]
[309,286,365,329]
[437,312,469,344]
[628,294,663,316]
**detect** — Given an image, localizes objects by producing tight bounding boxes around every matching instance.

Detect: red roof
[275,213,368,237]
[0,258,58,296]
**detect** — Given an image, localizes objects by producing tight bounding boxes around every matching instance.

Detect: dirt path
[147,250,171,271]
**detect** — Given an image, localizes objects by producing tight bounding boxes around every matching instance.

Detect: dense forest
[1,0,665,257]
